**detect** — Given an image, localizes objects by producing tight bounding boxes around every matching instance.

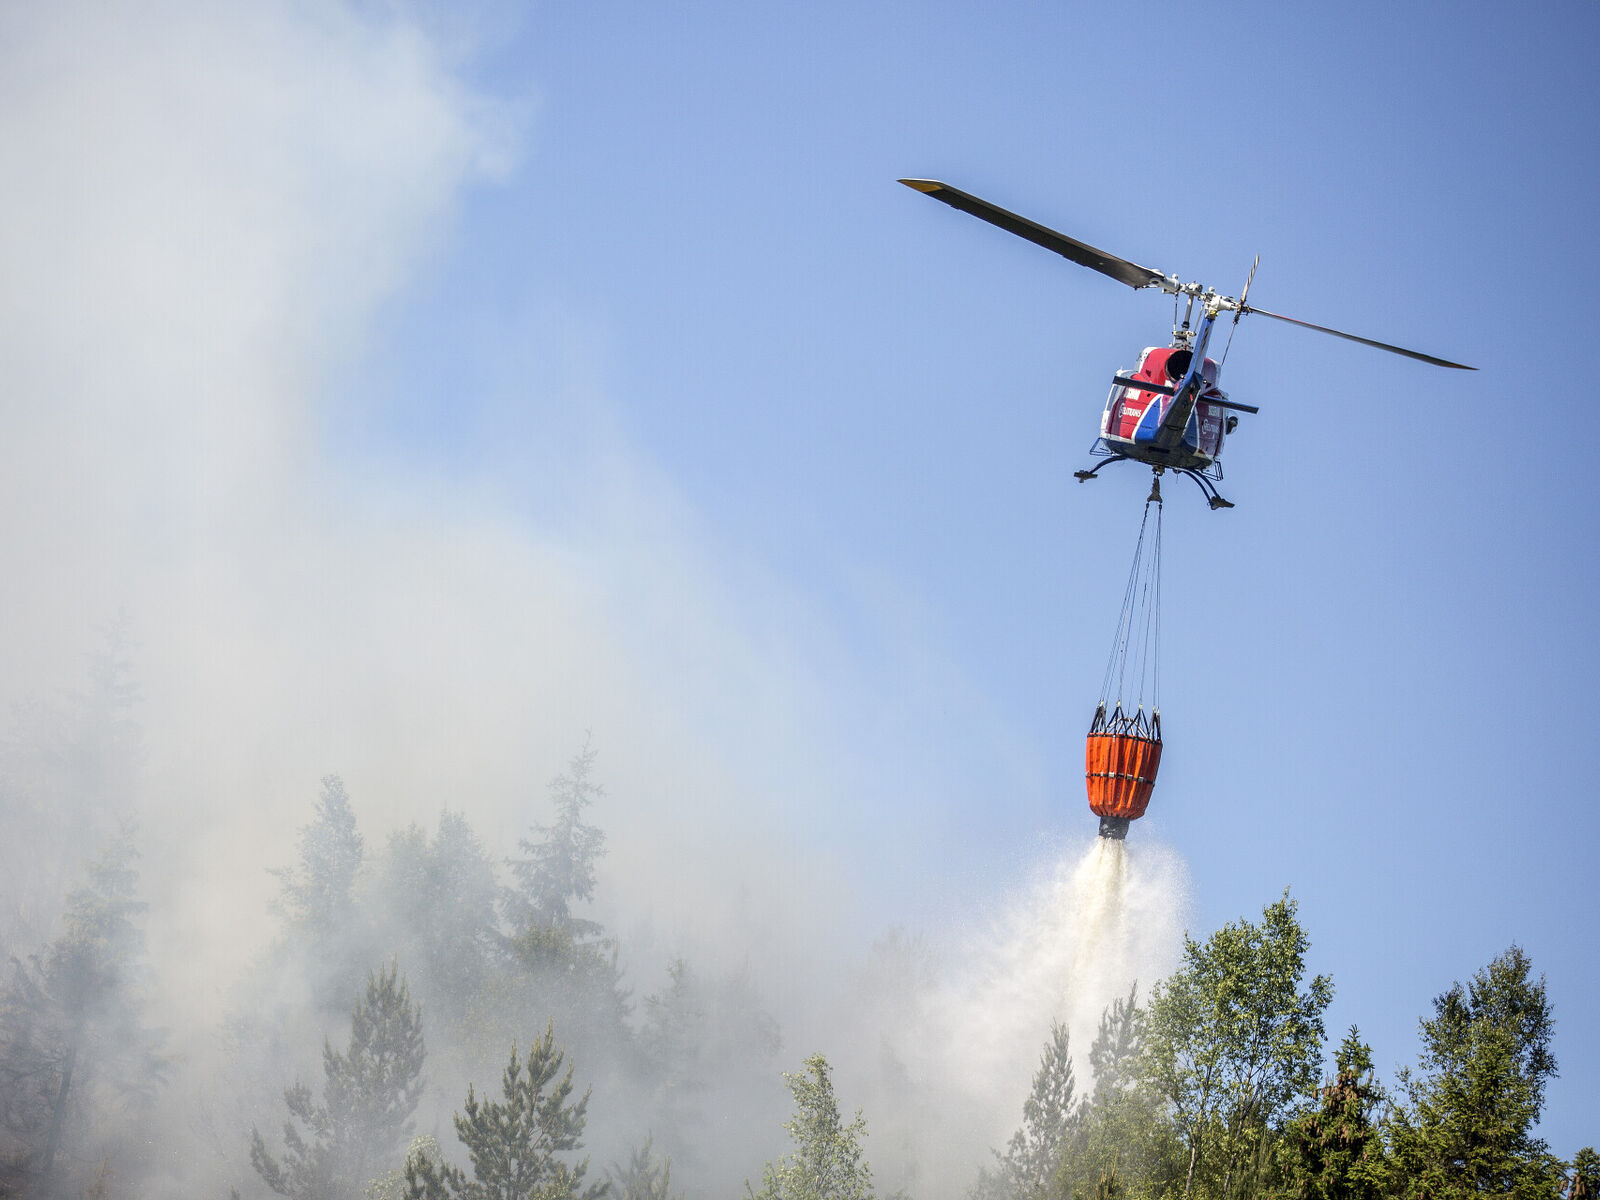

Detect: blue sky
[348,0,1599,1144]
[4,0,1595,1166]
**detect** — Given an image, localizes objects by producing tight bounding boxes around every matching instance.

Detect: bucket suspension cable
[1085,473,1166,839]
[1092,476,1164,740]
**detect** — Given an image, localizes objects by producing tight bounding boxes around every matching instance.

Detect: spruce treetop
[272,775,364,935]
[1386,945,1564,1198]
[507,742,607,941]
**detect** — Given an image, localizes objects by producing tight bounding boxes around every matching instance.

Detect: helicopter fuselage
[1076,303,1260,507]
[1100,345,1231,474]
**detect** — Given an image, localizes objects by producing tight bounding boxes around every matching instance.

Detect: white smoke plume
[0,4,1196,1196]
[0,0,848,1036]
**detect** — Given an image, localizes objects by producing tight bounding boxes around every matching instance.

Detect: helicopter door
[1195,397,1226,460]
[1105,383,1157,442]
[1106,348,1166,443]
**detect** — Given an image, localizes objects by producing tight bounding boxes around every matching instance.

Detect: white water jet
[860,834,1190,1197]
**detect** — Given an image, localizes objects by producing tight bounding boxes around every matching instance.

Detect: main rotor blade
[1243,304,1476,370]
[899,179,1168,291]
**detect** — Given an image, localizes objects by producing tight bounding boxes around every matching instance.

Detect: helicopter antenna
[1219,255,1258,368]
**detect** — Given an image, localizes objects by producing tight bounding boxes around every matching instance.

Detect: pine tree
[1088,983,1142,1110]
[1138,891,1333,1199]
[251,962,427,1199]
[273,775,364,937]
[496,918,631,1099]
[365,1137,443,1200]
[1276,1028,1387,1200]
[608,1138,680,1200]
[0,620,142,952]
[978,1021,1079,1200]
[506,742,607,941]
[1569,1148,1600,1199]
[747,1053,876,1200]
[493,743,632,1088]
[374,811,500,1025]
[1384,945,1564,1199]
[640,959,708,1161]
[404,1021,605,1200]
[631,957,782,1191]
[1067,987,1185,1200]
[0,831,166,1196]
[271,775,370,1011]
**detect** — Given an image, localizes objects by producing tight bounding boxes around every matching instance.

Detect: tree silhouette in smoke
[251,961,427,1200]
[505,740,607,941]
[0,831,166,1196]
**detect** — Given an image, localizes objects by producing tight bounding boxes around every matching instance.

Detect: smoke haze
[0,4,1192,1196]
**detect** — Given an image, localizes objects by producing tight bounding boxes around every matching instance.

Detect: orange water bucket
[1084,731,1162,821]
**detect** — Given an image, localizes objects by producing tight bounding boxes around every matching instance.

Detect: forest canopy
[0,674,1590,1200]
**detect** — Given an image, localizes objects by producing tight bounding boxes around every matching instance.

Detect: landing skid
[1074,455,1234,510]
[1072,456,1126,483]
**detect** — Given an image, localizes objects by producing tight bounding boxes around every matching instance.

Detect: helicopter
[900,179,1474,509]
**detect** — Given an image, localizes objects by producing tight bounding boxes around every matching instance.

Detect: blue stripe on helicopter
[1132,394,1201,448]
[1133,397,1164,444]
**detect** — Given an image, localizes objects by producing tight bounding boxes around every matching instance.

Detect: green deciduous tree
[1384,945,1564,1199]
[748,1053,876,1200]
[1138,891,1332,1199]
[0,831,165,1196]
[251,962,427,1200]
[405,1021,604,1200]
[1276,1028,1387,1200]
